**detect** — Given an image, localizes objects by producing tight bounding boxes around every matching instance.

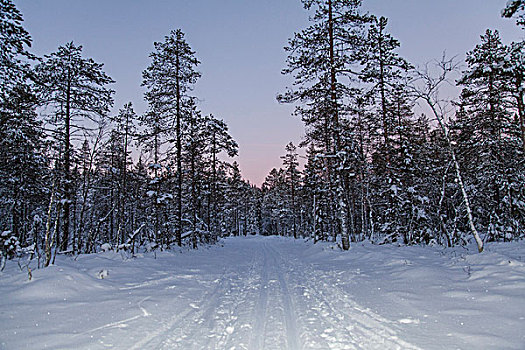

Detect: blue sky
[16,0,523,185]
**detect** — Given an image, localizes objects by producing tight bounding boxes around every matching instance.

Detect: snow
[100,243,112,252]
[1,236,524,349]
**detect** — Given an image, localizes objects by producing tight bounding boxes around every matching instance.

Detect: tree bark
[328,0,350,250]
[426,97,484,252]
[516,77,525,153]
[61,75,71,252]
[175,49,183,247]
[44,177,57,267]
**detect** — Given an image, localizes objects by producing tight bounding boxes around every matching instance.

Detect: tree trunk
[154,129,161,247]
[119,113,130,247]
[44,177,58,267]
[426,98,484,252]
[211,132,218,237]
[291,172,297,239]
[328,0,350,250]
[516,78,525,153]
[175,51,183,247]
[62,77,72,252]
[378,28,390,167]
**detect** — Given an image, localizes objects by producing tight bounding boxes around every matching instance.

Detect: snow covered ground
[1,236,524,349]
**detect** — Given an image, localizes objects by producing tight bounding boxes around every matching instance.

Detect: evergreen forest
[1,0,525,269]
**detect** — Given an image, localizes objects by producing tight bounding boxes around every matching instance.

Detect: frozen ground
[1,236,524,349]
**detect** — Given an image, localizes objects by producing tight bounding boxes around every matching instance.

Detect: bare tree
[411,56,484,252]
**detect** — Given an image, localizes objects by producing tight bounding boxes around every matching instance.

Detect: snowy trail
[2,236,524,349]
[249,243,270,350]
[272,246,300,350]
[265,241,418,350]
[114,237,419,349]
[279,249,418,350]
[140,240,306,349]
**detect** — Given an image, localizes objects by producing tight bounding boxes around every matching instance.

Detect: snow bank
[0,237,523,349]
[301,240,525,349]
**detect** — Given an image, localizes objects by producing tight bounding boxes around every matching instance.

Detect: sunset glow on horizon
[16,0,522,186]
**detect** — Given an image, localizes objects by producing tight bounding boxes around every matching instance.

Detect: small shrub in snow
[1,231,22,271]
[100,243,112,252]
[3,235,20,259]
[97,269,109,279]
[144,242,158,252]
[118,243,131,251]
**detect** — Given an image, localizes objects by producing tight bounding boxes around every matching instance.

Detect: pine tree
[203,115,238,237]
[142,29,200,247]
[0,0,34,102]
[110,103,137,247]
[95,129,121,246]
[76,131,104,254]
[278,0,370,250]
[0,85,47,245]
[262,168,287,236]
[0,0,46,249]
[137,108,169,247]
[245,184,263,236]
[281,142,301,238]
[127,157,150,250]
[360,16,412,167]
[456,29,524,241]
[182,99,207,247]
[356,15,419,244]
[302,144,328,241]
[508,41,525,153]
[34,42,114,252]
[503,0,525,150]
[502,0,525,28]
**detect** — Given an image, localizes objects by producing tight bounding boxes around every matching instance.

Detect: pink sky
[17,0,522,186]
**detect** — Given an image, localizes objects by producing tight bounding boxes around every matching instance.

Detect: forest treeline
[1,0,524,267]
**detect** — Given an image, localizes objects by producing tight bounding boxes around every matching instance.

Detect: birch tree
[412,57,484,252]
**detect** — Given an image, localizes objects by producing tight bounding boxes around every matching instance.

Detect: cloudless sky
[15,0,523,186]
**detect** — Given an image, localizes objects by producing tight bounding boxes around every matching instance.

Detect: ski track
[249,243,270,350]
[271,245,300,350]
[124,238,418,350]
[11,237,420,349]
[129,266,233,349]
[284,253,420,350]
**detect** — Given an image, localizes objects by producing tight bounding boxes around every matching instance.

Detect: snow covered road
[1,236,524,349]
[113,238,417,349]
